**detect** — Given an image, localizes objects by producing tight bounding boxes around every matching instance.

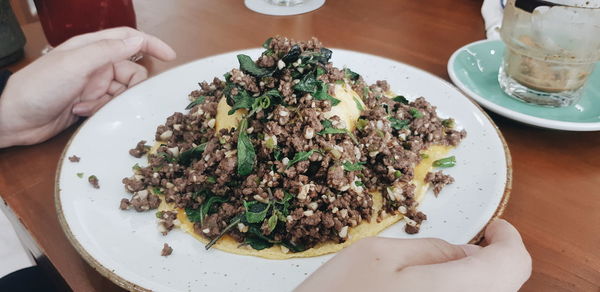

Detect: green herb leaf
[362,87,370,98]
[317,120,358,143]
[185,96,206,110]
[245,236,273,250]
[316,66,327,77]
[441,118,455,129]
[267,213,278,234]
[343,161,365,172]
[152,187,163,194]
[274,191,294,216]
[293,70,319,93]
[206,216,242,250]
[392,95,409,104]
[227,88,255,115]
[388,117,410,130]
[206,176,216,184]
[356,119,369,131]
[243,201,271,223]
[157,152,177,163]
[185,208,203,223]
[262,37,273,49]
[155,211,164,219]
[353,96,364,111]
[273,149,282,161]
[287,150,316,168]
[343,68,360,81]
[132,163,141,172]
[314,81,341,106]
[76,172,84,178]
[237,119,256,176]
[355,181,365,187]
[281,45,301,64]
[409,108,424,118]
[179,143,207,166]
[433,156,456,168]
[237,54,274,77]
[281,240,308,253]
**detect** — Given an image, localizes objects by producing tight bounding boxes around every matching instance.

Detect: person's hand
[0,27,176,148]
[295,219,531,292]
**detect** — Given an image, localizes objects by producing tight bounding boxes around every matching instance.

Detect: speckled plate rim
[54,48,512,292]
[448,39,600,131]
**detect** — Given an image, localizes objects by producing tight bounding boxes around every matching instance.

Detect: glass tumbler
[34,0,137,47]
[498,0,600,107]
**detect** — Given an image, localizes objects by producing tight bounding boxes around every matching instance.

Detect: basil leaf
[228,88,255,115]
[157,152,176,163]
[316,66,327,77]
[300,48,332,65]
[237,54,274,77]
[267,213,278,234]
[314,81,341,106]
[245,236,273,250]
[293,70,319,93]
[201,196,228,217]
[262,37,273,49]
[409,108,424,118]
[185,208,203,223]
[206,216,242,250]
[287,150,316,168]
[441,118,455,128]
[343,68,360,81]
[275,191,294,216]
[343,161,365,172]
[388,117,410,130]
[237,119,256,176]
[392,95,409,104]
[281,240,308,253]
[362,87,370,98]
[433,156,456,168]
[353,96,364,111]
[273,149,282,161]
[356,119,368,131]
[185,96,206,110]
[244,201,271,223]
[317,120,358,143]
[179,143,207,166]
[281,45,301,64]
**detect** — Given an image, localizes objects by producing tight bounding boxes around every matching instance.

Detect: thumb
[64,36,144,75]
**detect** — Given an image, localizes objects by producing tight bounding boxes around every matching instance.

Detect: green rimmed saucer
[448,39,600,131]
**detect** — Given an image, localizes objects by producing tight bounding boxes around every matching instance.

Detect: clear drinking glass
[34,0,137,47]
[498,0,600,107]
[268,0,304,6]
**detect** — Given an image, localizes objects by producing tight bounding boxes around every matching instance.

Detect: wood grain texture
[1,0,599,291]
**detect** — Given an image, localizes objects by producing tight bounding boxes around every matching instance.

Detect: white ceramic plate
[56,49,511,292]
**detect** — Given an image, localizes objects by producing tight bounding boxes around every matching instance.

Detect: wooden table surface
[1,0,599,291]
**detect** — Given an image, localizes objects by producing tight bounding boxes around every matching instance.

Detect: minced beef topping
[120,36,465,252]
[425,171,455,196]
[68,155,80,162]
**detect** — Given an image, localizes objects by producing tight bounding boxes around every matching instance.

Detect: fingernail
[123,36,143,48]
[459,244,481,256]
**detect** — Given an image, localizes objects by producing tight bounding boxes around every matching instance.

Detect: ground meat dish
[425,171,455,196]
[161,243,173,256]
[120,36,465,252]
